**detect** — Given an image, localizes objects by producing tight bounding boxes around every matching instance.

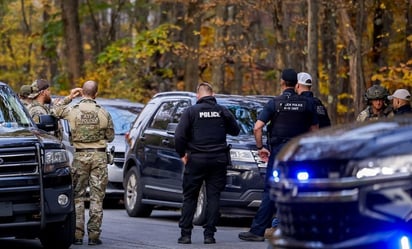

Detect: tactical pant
[249,142,286,236]
[72,151,108,240]
[179,152,227,237]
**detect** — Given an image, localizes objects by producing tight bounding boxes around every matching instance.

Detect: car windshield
[0,86,32,128]
[104,105,141,135]
[217,96,266,136]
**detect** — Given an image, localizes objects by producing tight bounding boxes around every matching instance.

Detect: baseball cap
[281,68,297,83]
[297,72,312,86]
[19,85,32,98]
[388,89,411,101]
[28,79,50,99]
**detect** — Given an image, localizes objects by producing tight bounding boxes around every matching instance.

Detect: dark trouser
[179,152,227,237]
[249,143,285,236]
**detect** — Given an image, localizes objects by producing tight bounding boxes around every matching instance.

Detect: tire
[193,182,207,226]
[124,167,153,217]
[40,210,75,249]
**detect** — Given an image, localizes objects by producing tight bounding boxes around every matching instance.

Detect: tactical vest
[70,104,106,143]
[190,103,227,152]
[269,94,312,141]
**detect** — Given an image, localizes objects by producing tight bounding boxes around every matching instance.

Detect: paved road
[0,209,269,249]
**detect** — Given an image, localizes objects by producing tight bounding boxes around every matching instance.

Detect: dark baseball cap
[29,79,50,98]
[281,68,298,83]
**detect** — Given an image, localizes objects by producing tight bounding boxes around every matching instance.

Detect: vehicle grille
[0,146,39,176]
[277,202,385,243]
[0,145,41,224]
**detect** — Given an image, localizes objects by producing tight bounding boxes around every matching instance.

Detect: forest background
[0,0,411,125]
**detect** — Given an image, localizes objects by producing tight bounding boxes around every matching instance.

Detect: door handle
[162,139,170,145]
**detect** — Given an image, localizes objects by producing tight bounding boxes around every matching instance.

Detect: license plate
[0,202,12,217]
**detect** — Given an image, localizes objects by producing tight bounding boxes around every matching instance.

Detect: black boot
[178,229,191,244]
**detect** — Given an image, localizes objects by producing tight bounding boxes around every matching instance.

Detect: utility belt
[75,148,106,152]
[269,136,290,146]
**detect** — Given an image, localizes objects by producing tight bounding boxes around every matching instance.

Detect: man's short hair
[196,82,213,93]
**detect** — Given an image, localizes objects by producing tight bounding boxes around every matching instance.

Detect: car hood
[277,116,412,162]
[227,134,263,150]
[0,127,63,149]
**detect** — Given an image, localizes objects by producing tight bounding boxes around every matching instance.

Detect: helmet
[364,85,389,101]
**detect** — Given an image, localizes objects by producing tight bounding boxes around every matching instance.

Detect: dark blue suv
[269,115,412,249]
[122,91,268,224]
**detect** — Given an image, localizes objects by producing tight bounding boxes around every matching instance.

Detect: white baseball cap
[297,72,312,86]
[388,89,411,101]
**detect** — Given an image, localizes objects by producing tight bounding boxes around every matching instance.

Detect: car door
[140,99,191,203]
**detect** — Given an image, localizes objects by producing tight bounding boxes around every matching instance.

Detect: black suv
[123,91,267,224]
[269,115,412,249]
[0,83,74,248]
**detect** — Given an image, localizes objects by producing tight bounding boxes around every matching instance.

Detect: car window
[171,101,190,123]
[150,101,177,130]
[151,100,190,130]
[224,105,257,135]
[104,105,141,135]
[0,87,32,127]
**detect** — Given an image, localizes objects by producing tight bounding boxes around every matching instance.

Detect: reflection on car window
[151,101,177,130]
[225,105,257,135]
[0,87,32,127]
[172,101,189,123]
[104,105,140,135]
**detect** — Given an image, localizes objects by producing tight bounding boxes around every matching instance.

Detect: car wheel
[40,210,75,249]
[193,182,207,225]
[124,167,153,217]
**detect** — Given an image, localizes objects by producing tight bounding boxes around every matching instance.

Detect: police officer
[356,84,393,122]
[388,89,412,115]
[239,68,319,241]
[295,72,331,128]
[174,82,240,244]
[55,80,114,245]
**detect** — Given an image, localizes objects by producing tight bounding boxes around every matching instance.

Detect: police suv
[122,91,267,224]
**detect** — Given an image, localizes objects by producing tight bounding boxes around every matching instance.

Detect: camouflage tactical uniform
[27,97,72,123]
[356,105,394,122]
[57,98,114,241]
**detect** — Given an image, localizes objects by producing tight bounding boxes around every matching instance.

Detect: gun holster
[106,146,115,165]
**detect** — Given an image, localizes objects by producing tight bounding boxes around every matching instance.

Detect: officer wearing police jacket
[239,68,319,242]
[175,82,240,245]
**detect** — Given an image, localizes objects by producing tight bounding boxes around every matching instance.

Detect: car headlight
[230,149,255,163]
[44,149,70,173]
[351,154,412,178]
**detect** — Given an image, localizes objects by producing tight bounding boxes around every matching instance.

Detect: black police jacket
[258,88,318,144]
[301,91,331,128]
[174,95,240,157]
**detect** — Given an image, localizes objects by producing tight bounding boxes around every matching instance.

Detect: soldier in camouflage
[55,80,114,246]
[356,84,394,122]
[26,79,81,123]
[18,84,32,107]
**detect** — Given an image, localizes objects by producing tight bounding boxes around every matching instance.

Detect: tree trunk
[406,0,412,60]
[183,1,202,92]
[211,4,226,93]
[61,0,83,87]
[321,1,337,125]
[307,0,318,94]
[337,3,365,118]
[372,0,393,67]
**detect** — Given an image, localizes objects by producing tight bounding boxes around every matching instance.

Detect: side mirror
[36,115,58,132]
[166,123,178,134]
